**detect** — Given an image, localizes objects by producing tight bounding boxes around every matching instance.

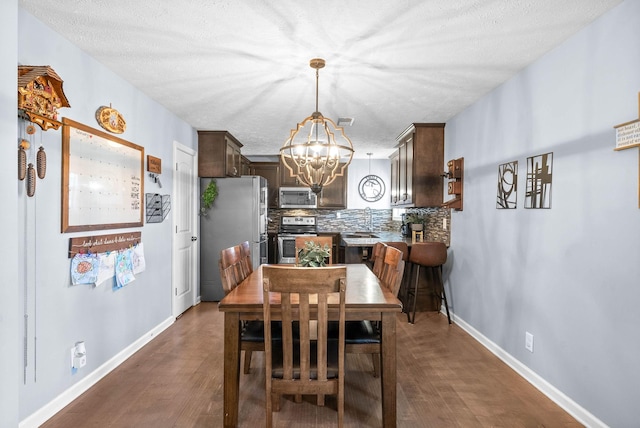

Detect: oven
[277,216,318,264]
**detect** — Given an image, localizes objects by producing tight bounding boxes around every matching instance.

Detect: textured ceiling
[19,0,621,158]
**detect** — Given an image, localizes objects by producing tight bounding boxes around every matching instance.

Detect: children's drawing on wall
[496,160,518,209]
[525,152,553,209]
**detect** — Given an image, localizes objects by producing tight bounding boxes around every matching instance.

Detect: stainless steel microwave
[279,187,317,209]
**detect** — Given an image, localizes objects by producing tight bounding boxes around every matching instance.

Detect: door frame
[172,141,199,317]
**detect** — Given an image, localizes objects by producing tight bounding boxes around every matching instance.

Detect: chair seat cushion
[328,320,380,344]
[242,321,283,342]
[270,339,339,379]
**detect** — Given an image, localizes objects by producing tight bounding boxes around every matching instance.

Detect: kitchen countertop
[339,231,413,247]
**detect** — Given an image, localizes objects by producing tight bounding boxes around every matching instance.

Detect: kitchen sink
[343,233,379,239]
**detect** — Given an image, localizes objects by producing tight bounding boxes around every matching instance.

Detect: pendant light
[279,58,354,195]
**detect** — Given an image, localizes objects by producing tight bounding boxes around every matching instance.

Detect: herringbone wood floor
[41,303,582,427]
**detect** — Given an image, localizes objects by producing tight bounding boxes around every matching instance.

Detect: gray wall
[12,8,196,423]
[1,0,20,426]
[444,1,639,426]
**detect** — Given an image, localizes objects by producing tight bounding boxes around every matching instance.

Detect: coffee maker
[400,213,410,237]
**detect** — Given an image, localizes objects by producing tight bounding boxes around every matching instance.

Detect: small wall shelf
[443,157,464,211]
[146,193,171,223]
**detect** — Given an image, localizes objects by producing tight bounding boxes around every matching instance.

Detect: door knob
[191,236,198,241]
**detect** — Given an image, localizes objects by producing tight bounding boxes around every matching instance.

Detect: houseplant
[297,241,331,267]
[405,212,425,231]
[200,179,218,216]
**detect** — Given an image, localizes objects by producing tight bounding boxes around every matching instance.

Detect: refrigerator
[200,176,268,301]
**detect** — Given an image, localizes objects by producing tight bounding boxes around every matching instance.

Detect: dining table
[218,263,403,427]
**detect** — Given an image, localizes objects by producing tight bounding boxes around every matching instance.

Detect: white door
[172,142,198,317]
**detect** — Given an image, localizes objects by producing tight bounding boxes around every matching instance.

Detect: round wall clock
[358,174,385,202]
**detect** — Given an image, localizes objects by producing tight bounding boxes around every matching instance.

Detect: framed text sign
[62,118,144,232]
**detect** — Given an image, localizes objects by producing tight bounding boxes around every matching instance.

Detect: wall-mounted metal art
[497,161,518,209]
[525,152,553,209]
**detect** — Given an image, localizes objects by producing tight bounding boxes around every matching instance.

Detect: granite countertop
[339,231,412,247]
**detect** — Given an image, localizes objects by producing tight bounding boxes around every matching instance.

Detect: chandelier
[280,58,354,195]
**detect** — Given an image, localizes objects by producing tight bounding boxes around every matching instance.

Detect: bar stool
[411,230,424,243]
[407,242,451,324]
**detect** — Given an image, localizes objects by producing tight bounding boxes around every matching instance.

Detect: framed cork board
[61,118,144,232]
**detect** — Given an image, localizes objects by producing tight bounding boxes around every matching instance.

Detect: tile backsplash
[268,207,450,246]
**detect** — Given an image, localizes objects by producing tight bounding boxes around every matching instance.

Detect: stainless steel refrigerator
[199,176,268,301]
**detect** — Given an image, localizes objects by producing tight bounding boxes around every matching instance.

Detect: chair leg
[410,265,421,324]
[437,266,452,324]
[371,353,380,378]
[243,350,252,374]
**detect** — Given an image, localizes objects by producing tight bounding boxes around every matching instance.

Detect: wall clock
[358,174,385,202]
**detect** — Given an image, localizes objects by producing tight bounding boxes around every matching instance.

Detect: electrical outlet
[525,332,534,353]
[442,218,447,230]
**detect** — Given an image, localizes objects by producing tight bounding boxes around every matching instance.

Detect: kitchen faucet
[365,207,373,232]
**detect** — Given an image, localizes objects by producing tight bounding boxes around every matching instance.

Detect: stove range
[277,216,318,263]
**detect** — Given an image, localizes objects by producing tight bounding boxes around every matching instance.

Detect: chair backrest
[294,236,333,265]
[239,240,253,276]
[379,245,405,297]
[409,242,447,267]
[262,265,346,425]
[218,245,246,295]
[385,241,409,261]
[371,242,387,278]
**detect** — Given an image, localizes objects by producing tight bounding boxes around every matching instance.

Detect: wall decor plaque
[95,105,126,134]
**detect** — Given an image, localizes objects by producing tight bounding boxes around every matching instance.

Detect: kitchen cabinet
[267,232,278,264]
[197,130,243,177]
[317,170,347,209]
[241,155,252,176]
[390,123,444,207]
[252,160,347,209]
[279,161,303,187]
[250,162,280,208]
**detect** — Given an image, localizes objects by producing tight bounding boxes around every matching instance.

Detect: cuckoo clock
[18,65,70,131]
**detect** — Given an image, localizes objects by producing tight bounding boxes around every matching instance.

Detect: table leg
[380,312,397,428]
[223,312,241,427]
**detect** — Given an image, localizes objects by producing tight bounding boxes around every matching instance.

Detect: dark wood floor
[42,303,581,427]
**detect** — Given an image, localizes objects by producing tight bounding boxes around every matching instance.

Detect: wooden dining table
[218,263,403,427]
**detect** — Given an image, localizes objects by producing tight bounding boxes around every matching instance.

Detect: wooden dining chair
[262,265,347,428]
[219,245,245,294]
[384,241,410,309]
[239,240,253,278]
[294,236,333,265]
[368,242,387,278]
[219,244,265,374]
[343,245,405,378]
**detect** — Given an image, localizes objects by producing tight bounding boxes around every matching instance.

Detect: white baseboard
[19,316,175,428]
[451,312,608,428]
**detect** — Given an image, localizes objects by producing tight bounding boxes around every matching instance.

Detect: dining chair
[294,235,333,265]
[219,244,265,374]
[219,244,245,294]
[384,241,410,306]
[369,242,387,278]
[343,245,405,378]
[239,240,253,278]
[262,265,347,428]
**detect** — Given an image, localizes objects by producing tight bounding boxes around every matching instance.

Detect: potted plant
[405,212,425,231]
[200,179,218,216]
[297,241,331,267]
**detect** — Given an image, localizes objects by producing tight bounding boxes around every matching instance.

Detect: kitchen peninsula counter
[340,231,412,248]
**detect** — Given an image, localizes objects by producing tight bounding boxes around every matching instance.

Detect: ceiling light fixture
[280,58,354,195]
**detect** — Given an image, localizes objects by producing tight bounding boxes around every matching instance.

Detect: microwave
[279,187,317,209]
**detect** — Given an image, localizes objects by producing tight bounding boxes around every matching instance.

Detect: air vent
[337,117,354,126]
